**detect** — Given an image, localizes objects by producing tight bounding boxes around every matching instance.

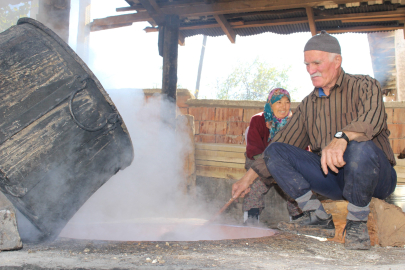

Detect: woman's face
[271,96,290,119]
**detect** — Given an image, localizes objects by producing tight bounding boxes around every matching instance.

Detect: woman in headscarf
[243,88,303,225]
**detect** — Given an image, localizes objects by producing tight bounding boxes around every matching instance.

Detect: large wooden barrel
[0,18,134,240]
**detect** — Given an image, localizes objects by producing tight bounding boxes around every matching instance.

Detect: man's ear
[335,54,342,68]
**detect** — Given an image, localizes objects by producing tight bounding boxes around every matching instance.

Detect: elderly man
[232,30,397,250]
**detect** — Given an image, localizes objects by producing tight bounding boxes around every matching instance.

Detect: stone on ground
[0,208,23,251]
[0,191,23,251]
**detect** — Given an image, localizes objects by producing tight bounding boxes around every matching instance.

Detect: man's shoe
[343,220,371,250]
[290,212,304,221]
[277,211,335,238]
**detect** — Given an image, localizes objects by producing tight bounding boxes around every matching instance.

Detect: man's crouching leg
[340,141,386,250]
[264,142,337,238]
[277,191,335,238]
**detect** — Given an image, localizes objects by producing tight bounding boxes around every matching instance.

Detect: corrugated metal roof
[178,1,405,38]
[229,9,308,22]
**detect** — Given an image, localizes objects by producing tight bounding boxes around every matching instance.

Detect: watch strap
[337,132,350,144]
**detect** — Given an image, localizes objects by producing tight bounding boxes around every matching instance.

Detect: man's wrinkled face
[304,50,341,90]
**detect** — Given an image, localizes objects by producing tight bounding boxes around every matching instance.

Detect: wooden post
[76,0,91,63]
[161,15,180,128]
[306,7,317,36]
[37,0,71,43]
[395,29,405,101]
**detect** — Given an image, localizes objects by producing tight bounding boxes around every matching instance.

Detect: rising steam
[59,89,213,240]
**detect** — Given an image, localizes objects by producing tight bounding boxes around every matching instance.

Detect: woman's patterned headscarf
[263,88,291,141]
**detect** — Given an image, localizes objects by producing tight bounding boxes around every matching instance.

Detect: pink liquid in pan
[59,218,277,241]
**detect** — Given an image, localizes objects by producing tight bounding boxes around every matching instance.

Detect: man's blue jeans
[264,141,397,207]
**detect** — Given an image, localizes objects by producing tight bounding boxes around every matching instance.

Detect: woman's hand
[231,168,258,199]
[232,180,251,199]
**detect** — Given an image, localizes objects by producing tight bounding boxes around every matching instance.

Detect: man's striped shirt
[271,68,395,166]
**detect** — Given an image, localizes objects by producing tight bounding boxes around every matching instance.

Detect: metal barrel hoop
[68,75,119,132]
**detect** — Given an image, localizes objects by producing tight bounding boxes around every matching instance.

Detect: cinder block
[393,108,405,124]
[189,107,215,121]
[200,121,216,134]
[216,135,244,144]
[400,124,405,139]
[194,120,200,135]
[215,122,227,135]
[228,122,249,136]
[215,108,243,122]
[391,139,405,154]
[188,107,200,120]
[388,124,402,139]
[243,109,262,122]
[195,134,216,143]
[385,108,394,124]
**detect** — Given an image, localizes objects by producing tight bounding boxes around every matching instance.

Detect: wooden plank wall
[143,90,405,182]
[195,143,246,180]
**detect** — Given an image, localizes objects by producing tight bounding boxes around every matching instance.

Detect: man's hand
[321,131,364,174]
[321,138,347,174]
[232,168,258,199]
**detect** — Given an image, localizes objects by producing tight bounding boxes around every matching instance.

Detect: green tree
[215,57,297,101]
[0,1,31,32]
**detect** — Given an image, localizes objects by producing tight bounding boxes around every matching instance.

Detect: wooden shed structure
[89,0,405,116]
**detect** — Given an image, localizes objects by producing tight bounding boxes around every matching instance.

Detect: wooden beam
[226,8,306,19]
[144,21,244,32]
[123,0,363,17]
[323,25,403,34]
[182,21,244,30]
[91,23,133,32]
[138,0,164,25]
[234,17,308,28]
[342,17,405,23]
[116,6,139,12]
[145,17,404,36]
[99,9,405,29]
[147,0,162,13]
[316,9,405,22]
[91,12,152,30]
[136,0,160,14]
[213,14,236,43]
[94,5,405,33]
[178,32,185,46]
[306,7,317,36]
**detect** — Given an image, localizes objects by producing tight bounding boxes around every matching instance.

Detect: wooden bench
[195,143,405,183]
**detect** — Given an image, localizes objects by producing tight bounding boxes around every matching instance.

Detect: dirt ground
[1,231,404,270]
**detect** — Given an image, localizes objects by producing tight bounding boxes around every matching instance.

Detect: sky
[68,0,374,101]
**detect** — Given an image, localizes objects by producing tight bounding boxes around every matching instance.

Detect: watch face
[335,132,343,137]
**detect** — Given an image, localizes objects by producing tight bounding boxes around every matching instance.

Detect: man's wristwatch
[334,131,350,144]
